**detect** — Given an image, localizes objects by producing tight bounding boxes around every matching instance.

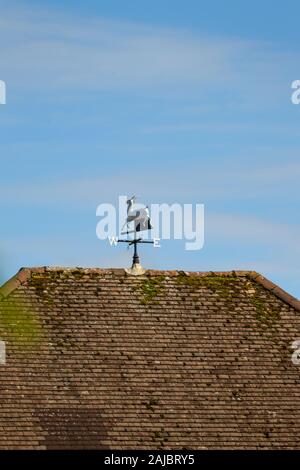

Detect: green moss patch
[251,297,280,329]
[139,275,166,304]
[176,272,238,300]
[0,299,43,347]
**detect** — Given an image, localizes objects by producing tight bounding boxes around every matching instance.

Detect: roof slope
[0,267,300,450]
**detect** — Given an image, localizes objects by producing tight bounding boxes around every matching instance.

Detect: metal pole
[116,237,154,271]
[133,240,140,265]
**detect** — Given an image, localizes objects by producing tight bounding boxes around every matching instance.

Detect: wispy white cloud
[142,121,300,135]
[0,158,299,207]
[0,6,234,90]
[0,164,299,260]
[0,2,296,98]
[207,212,300,250]
[0,234,133,284]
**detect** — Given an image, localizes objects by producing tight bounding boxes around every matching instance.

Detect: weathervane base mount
[125,262,146,276]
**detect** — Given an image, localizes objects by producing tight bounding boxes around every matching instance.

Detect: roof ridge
[0,266,299,312]
[0,267,37,299]
[248,272,300,312]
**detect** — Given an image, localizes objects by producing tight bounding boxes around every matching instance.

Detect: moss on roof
[0,267,299,449]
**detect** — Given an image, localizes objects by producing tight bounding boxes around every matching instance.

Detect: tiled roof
[0,266,300,450]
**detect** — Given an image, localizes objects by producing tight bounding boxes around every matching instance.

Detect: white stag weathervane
[117,195,155,275]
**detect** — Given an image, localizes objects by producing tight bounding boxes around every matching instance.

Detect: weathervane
[117,195,156,275]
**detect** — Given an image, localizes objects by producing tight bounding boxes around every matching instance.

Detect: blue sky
[0,0,299,298]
